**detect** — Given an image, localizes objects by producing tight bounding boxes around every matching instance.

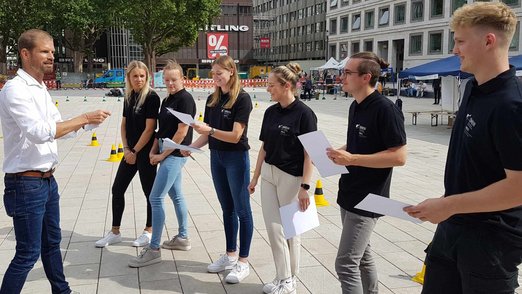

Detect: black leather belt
[7,168,55,178]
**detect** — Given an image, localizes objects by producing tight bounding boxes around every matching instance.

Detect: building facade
[327,0,522,73]
[252,0,328,70]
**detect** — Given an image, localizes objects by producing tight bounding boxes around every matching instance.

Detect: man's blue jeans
[1,175,70,294]
[210,150,253,258]
[149,155,188,250]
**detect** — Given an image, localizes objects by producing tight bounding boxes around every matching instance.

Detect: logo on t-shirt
[355,124,367,138]
[221,109,232,119]
[278,124,291,136]
[464,114,476,138]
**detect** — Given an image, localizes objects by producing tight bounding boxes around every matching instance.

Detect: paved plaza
[0,87,519,293]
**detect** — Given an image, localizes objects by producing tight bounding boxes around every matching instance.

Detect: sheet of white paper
[279,197,320,239]
[354,194,422,223]
[161,138,204,153]
[298,130,349,177]
[83,124,98,131]
[166,108,196,125]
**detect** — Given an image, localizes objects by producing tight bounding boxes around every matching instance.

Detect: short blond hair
[451,2,517,46]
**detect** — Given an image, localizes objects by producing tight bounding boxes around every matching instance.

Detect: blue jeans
[210,150,253,258]
[149,155,188,250]
[1,175,70,294]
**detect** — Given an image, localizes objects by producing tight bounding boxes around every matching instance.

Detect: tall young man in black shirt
[327,52,407,294]
[405,2,522,293]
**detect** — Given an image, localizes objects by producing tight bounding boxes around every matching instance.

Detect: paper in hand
[161,138,204,153]
[354,194,422,223]
[166,108,196,125]
[298,130,349,177]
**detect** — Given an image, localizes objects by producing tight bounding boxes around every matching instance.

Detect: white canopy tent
[311,57,340,70]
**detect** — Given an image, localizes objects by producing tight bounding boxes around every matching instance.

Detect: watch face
[301,183,310,190]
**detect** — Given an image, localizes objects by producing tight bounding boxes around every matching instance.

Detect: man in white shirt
[0,29,111,294]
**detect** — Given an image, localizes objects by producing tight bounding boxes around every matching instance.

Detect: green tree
[122,0,221,73]
[0,0,52,74]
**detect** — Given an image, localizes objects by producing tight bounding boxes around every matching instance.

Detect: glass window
[329,44,337,59]
[412,0,424,22]
[448,30,455,54]
[394,3,406,25]
[510,22,520,51]
[340,42,348,59]
[330,0,338,9]
[364,40,373,52]
[431,0,443,17]
[352,14,361,31]
[379,7,389,26]
[330,18,338,35]
[341,16,349,33]
[410,34,423,55]
[341,0,350,7]
[429,31,443,54]
[351,41,360,54]
[365,10,374,29]
[502,0,520,6]
[451,0,466,14]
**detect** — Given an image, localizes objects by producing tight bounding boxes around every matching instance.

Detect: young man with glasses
[327,52,407,294]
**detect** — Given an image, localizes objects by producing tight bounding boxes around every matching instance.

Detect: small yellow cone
[198,112,203,122]
[89,132,99,146]
[412,264,426,285]
[107,144,120,162]
[117,143,124,159]
[314,179,330,207]
[55,101,59,107]
[255,102,258,108]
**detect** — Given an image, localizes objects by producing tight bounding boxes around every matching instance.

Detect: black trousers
[111,147,157,228]
[433,87,441,104]
[422,221,522,294]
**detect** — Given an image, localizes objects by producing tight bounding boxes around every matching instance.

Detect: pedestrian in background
[327,52,407,294]
[0,29,111,294]
[249,62,317,294]
[184,55,254,284]
[128,60,196,267]
[95,60,160,249]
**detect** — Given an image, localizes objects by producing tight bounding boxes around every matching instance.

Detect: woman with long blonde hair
[184,55,254,284]
[95,60,160,249]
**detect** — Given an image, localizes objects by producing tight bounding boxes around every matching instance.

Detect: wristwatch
[300,183,310,191]
[209,127,215,136]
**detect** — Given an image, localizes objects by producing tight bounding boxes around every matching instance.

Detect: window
[448,30,455,54]
[340,42,348,59]
[451,0,466,14]
[394,3,406,25]
[431,0,443,17]
[410,33,423,55]
[510,22,520,51]
[429,31,443,54]
[351,41,360,54]
[365,10,375,29]
[364,40,373,52]
[341,16,349,33]
[330,18,338,35]
[329,44,337,59]
[306,42,312,52]
[341,0,350,7]
[502,0,520,6]
[379,7,389,26]
[352,13,361,31]
[330,0,338,9]
[412,0,424,22]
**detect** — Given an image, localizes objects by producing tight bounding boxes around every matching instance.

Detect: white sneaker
[225,261,250,283]
[207,254,237,273]
[132,231,151,247]
[263,278,281,294]
[265,277,296,294]
[128,247,161,268]
[272,277,296,294]
[95,231,122,248]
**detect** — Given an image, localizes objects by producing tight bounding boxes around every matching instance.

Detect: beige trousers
[261,162,302,280]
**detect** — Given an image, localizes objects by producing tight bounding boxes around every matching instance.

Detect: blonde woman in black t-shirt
[95,61,160,249]
[249,63,317,294]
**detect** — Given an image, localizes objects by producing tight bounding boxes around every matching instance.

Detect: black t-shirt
[203,90,252,151]
[156,89,196,157]
[123,90,160,149]
[260,99,317,176]
[445,67,522,236]
[338,91,407,217]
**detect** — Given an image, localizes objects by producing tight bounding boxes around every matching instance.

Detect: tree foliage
[122,0,221,72]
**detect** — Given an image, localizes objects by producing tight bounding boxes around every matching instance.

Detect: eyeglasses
[340,69,364,77]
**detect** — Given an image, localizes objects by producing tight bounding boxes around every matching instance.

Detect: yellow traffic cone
[255,102,258,108]
[198,112,203,122]
[107,145,120,162]
[117,143,124,159]
[314,179,330,207]
[412,264,426,285]
[55,101,59,107]
[89,132,99,146]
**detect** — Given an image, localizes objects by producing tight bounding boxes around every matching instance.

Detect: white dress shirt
[0,69,60,173]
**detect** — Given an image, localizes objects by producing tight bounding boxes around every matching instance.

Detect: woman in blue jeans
[128,60,196,268]
[184,55,253,284]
